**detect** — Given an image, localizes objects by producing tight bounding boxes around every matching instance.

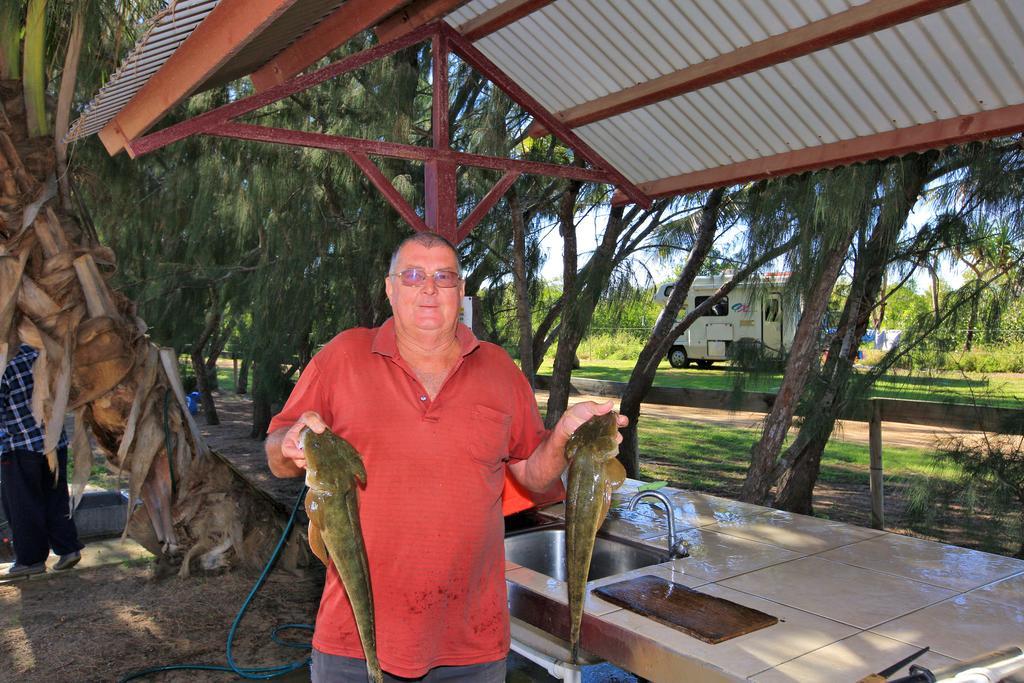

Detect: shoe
[54,551,81,571]
[5,562,46,577]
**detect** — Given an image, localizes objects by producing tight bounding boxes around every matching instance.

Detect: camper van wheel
[668,347,690,369]
[696,360,714,369]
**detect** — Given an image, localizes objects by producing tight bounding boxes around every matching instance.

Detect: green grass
[66,459,120,490]
[537,358,1024,408]
[635,415,958,494]
[177,358,239,394]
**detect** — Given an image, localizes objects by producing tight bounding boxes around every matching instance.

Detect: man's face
[385,242,464,335]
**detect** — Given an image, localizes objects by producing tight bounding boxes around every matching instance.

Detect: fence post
[869,399,884,530]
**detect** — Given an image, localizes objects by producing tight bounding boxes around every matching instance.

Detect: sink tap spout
[625,491,688,559]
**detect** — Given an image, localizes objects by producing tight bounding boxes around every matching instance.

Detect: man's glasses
[389,268,462,288]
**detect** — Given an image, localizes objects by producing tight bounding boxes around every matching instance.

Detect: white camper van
[653,272,798,368]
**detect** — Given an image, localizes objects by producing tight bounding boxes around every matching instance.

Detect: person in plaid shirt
[1,344,83,577]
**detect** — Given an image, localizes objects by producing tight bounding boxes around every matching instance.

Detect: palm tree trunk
[22,0,48,137]
[53,7,84,208]
[1,75,303,577]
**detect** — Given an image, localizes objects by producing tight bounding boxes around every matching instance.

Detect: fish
[302,427,382,683]
[564,411,627,664]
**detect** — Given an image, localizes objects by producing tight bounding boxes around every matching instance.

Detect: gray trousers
[310,649,506,683]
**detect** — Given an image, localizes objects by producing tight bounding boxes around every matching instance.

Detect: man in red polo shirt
[266,232,624,682]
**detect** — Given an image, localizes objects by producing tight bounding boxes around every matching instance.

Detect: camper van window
[765,298,780,322]
[695,296,729,317]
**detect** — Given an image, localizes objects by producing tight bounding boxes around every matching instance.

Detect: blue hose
[119,486,314,681]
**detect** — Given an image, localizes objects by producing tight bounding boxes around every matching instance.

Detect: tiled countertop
[505,479,1024,682]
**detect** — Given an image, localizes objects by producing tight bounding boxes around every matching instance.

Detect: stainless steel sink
[504,525,669,581]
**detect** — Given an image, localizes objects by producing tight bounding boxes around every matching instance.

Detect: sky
[538,197,965,303]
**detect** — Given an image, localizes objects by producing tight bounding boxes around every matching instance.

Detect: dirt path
[564,393,977,450]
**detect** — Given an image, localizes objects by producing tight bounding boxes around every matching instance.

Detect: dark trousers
[0,446,83,566]
[310,650,506,683]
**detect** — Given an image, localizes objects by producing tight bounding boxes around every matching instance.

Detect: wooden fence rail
[536,375,1024,528]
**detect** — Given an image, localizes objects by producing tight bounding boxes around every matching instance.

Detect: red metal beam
[119,18,647,238]
[375,0,468,43]
[98,0,300,155]
[440,22,650,208]
[425,31,458,236]
[126,23,437,158]
[345,151,430,233]
[456,170,520,243]
[202,122,617,183]
[610,103,1024,205]
[457,0,557,42]
[250,0,411,92]
[529,0,967,138]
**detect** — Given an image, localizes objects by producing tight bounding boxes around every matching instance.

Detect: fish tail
[366,652,383,683]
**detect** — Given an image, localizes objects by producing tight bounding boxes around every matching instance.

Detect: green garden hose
[119,485,313,681]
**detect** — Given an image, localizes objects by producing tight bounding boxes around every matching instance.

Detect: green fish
[564,411,627,664]
[302,427,382,683]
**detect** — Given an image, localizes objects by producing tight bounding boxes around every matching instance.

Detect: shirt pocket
[466,404,512,472]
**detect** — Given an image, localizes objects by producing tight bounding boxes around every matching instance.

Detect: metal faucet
[626,490,689,559]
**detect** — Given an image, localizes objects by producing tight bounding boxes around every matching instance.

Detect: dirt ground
[0,390,997,682]
[0,562,324,682]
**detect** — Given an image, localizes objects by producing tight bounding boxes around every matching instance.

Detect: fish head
[300,426,368,491]
[566,411,620,464]
[300,427,326,484]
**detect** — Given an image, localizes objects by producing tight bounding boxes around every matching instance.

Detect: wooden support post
[869,399,884,530]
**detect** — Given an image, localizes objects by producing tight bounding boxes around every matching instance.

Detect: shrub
[578,331,647,360]
[882,343,1024,373]
[904,423,1024,558]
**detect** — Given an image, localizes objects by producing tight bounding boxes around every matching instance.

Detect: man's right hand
[267,411,327,477]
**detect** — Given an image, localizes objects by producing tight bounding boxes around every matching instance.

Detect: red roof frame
[125,20,650,243]
[249,0,410,92]
[98,0,300,155]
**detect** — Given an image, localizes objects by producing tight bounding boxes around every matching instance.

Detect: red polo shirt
[269,320,559,677]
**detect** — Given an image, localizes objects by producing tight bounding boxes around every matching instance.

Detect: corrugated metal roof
[66,0,345,142]
[448,0,872,112]
[202,0,345,89]
[70,0,1024,197]
[449,0,1024,186]
[66,0,219,141]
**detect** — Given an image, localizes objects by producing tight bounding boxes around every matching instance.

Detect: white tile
[819,532,1024,591]
[872,592,1024,660]
[660,527,803,582]
[710,509,885,553]
[595,582,857,678]
[750,631,958,682]
[505,566,631,616]
[969,571,1024,606]
[719,556,957,629]
[668,489,773,528]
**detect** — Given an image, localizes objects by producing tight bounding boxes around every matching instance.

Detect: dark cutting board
[594,575,778,644]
